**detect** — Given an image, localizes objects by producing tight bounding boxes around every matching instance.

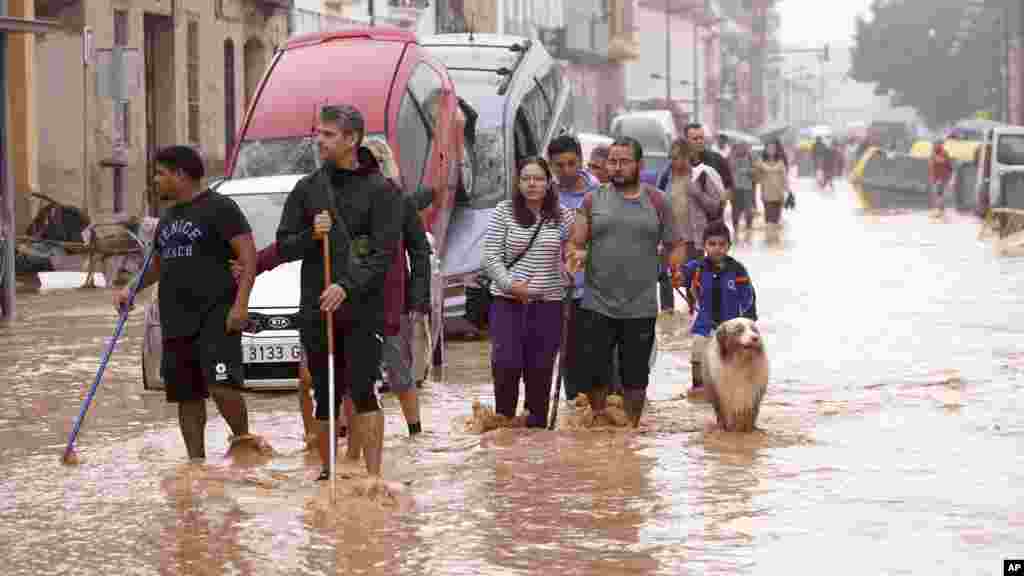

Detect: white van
[609,110,677,180]
[981,125,1024,211]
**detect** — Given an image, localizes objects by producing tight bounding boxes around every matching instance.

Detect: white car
[142,175,305,392]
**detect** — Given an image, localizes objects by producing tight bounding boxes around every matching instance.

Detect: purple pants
[489,298,563,427]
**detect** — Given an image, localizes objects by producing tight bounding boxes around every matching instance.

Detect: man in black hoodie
[276,104,401,481]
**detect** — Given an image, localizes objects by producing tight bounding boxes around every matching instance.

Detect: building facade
[34,0,289,220]
[2,1,61,320]
[1004,0,1022,125]
[290,0,434,37]
[624,0,780,135]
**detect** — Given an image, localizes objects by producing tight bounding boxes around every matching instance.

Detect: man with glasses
[567,137,683,427]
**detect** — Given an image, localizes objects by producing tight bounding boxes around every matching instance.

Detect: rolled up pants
[489,297,563,427]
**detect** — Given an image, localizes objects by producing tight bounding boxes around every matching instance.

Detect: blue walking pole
[62,246,156,465]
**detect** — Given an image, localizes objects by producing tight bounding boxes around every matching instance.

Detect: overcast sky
[776,0,886,117]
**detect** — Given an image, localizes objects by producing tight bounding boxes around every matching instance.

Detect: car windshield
[997,134,1024,165]
[232,137,319,179]
[446,69,508,209]
[231,133,390,180]
[232,193,288,250]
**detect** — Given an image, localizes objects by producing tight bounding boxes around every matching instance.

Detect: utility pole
[665,4,671,106]
[693,17,699,123]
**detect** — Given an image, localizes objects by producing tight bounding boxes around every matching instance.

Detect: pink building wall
[564,61,626,132]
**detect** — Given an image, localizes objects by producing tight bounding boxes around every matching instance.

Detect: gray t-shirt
[581,184,676,319]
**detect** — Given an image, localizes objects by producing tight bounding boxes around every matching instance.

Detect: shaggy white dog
[702,318,769,432]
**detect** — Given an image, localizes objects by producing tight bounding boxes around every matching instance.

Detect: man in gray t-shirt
[567,137,683,427]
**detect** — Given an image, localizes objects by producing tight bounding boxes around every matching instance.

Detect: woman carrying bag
[755,138,791,243]
[482,156,574,428]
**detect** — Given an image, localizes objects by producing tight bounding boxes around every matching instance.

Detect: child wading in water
[677,220,757,401]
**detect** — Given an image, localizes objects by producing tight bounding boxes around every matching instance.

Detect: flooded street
[1,177,1021,575]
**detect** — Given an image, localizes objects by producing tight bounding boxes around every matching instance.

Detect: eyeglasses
[605,158,637,167]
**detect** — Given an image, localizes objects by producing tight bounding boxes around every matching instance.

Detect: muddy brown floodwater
[1,178,1022,575]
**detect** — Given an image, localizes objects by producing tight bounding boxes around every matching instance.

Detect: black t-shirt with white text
[155,190,251,338]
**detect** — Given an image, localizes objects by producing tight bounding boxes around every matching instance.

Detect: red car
[143,28,464,391]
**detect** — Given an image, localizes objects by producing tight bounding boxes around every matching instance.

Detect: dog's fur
[702,318,769,432]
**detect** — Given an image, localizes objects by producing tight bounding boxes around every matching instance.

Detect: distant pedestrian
[928,141,953,216]
[729,142,756,235]
[755,139,790,243]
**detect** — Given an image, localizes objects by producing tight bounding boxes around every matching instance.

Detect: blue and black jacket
[682,255,757,337]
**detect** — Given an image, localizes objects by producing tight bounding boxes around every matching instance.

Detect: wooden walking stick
[322,231,337,501]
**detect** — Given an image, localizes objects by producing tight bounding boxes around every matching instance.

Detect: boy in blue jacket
[678,220,757,401]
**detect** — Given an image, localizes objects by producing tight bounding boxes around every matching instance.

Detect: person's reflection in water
[300,482,421,574]
[158,466,257,576]
[476,433,661,574]
[697,435,766,570]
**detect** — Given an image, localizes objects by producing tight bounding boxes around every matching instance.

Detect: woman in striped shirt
[483,156,574,427]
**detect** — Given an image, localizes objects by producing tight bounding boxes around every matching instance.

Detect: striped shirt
[483,200,574,302]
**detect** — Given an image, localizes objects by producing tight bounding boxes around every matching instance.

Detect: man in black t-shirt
[114,146,257,461]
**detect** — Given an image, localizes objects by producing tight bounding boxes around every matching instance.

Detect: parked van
[144,27,464,391]
[978,125,1024,214]
[609,110,676,183]
[420,33,572,335]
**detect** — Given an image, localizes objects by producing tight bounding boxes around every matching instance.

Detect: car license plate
[244,343,302,364]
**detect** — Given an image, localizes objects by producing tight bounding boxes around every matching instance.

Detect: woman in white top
[483,156,574,427]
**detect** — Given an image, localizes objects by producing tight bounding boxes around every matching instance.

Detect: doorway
[243,37,265,109]
[144,14,174,217]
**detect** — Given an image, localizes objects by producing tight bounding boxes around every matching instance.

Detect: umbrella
[809,124,833,138]
[717,128,761,147]
[755,121,791,139]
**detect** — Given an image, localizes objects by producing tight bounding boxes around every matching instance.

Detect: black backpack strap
[506,214,548,270]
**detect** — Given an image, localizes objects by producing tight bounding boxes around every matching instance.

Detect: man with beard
[276,104,401,481]
[115,145,257,461]
[567,137,683,426]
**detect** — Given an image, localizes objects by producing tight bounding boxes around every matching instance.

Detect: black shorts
[161,309,243,403]
[574,307,656,392]
[303,325,382,419]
